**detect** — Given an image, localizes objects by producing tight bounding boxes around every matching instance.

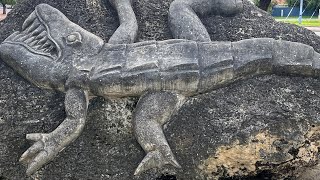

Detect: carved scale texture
[89,38,319,97]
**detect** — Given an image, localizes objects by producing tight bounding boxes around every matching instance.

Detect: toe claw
[134,150,181,176]
[168,158,181,169]
[20,132,61,176]
[26,133,43,141]
[26,150,49,176]
[19,141,43,163]
[134,151,162,175]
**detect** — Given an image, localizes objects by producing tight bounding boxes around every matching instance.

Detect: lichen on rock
[199,127,320,179]
[199,132,280,178]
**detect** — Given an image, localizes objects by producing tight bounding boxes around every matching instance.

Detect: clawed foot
[19,133,62,176]
[134,149,181,175]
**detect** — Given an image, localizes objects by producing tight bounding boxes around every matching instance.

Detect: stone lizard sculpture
[0,0,319,176]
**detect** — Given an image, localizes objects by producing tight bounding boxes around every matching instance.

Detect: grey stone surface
[1,0,320,179]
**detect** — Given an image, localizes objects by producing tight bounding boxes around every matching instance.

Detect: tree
[287,0,320,10]
[254,0,278,11]
[0,0,16,14]
[258,0,272,11]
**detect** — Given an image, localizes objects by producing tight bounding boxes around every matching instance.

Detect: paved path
[0,14,7,21]
[305,27,320,36]
[0,8,11,21]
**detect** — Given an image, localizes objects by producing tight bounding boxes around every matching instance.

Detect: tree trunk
[258,0,272,11]
[2,3,6,14]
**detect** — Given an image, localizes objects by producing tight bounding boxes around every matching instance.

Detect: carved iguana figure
[0,0,319,176]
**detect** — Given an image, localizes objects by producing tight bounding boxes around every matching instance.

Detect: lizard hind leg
[168,0,243,42]
[133,92,185,175]
[108,0,138,44]
[168,0,211,42]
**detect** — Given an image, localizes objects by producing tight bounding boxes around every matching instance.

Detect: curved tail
[272,39,319,76]
[199,38,320,93]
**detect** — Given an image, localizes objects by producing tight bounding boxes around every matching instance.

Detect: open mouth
[4,10,61,60]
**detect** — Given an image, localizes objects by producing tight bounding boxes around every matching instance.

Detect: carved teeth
[18,34,31,42]
[33,45,42,50]
[36,31,47,40]
[22,11,37,31]
[26,19,41,34]
[48,46,54,51]
[12,34,25,41]
[37,36,48,46]
[24,36,36,44]
[31,25,45,37]
[48,45,53,51]
[43,45,54,53]
[16,12,58,57]
[40,41,52,49]
[29,39,39,47]
[8,32,20,40]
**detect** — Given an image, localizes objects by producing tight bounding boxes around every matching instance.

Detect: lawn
[274,16,320,26]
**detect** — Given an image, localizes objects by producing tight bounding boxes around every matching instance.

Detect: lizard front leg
[133,92,185,175]
[19,88,88,176]
[108,0,138,44]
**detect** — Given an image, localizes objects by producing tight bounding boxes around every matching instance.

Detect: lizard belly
[89,40,201,97]
[197,39,274,93]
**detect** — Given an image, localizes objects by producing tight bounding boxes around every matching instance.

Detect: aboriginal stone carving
[0,0,320,177]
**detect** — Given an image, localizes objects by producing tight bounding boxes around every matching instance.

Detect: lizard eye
[66,32,82,46]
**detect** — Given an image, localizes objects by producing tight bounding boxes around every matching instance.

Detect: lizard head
[0,4,104,90]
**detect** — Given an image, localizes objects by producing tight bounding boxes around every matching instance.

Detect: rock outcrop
[1,0,320,179]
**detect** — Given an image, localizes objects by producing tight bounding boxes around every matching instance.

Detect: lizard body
[89,38,319,97]
[0,1,319,176]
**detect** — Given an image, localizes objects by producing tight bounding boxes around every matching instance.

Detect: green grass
[274,16,320,26]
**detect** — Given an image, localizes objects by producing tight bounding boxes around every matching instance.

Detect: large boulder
[1,0,320,179]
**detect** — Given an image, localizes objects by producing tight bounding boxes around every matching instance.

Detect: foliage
[0,0,16,5]
[0,0,15,14]
[287,0,320,10]
[254,0,278,12]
